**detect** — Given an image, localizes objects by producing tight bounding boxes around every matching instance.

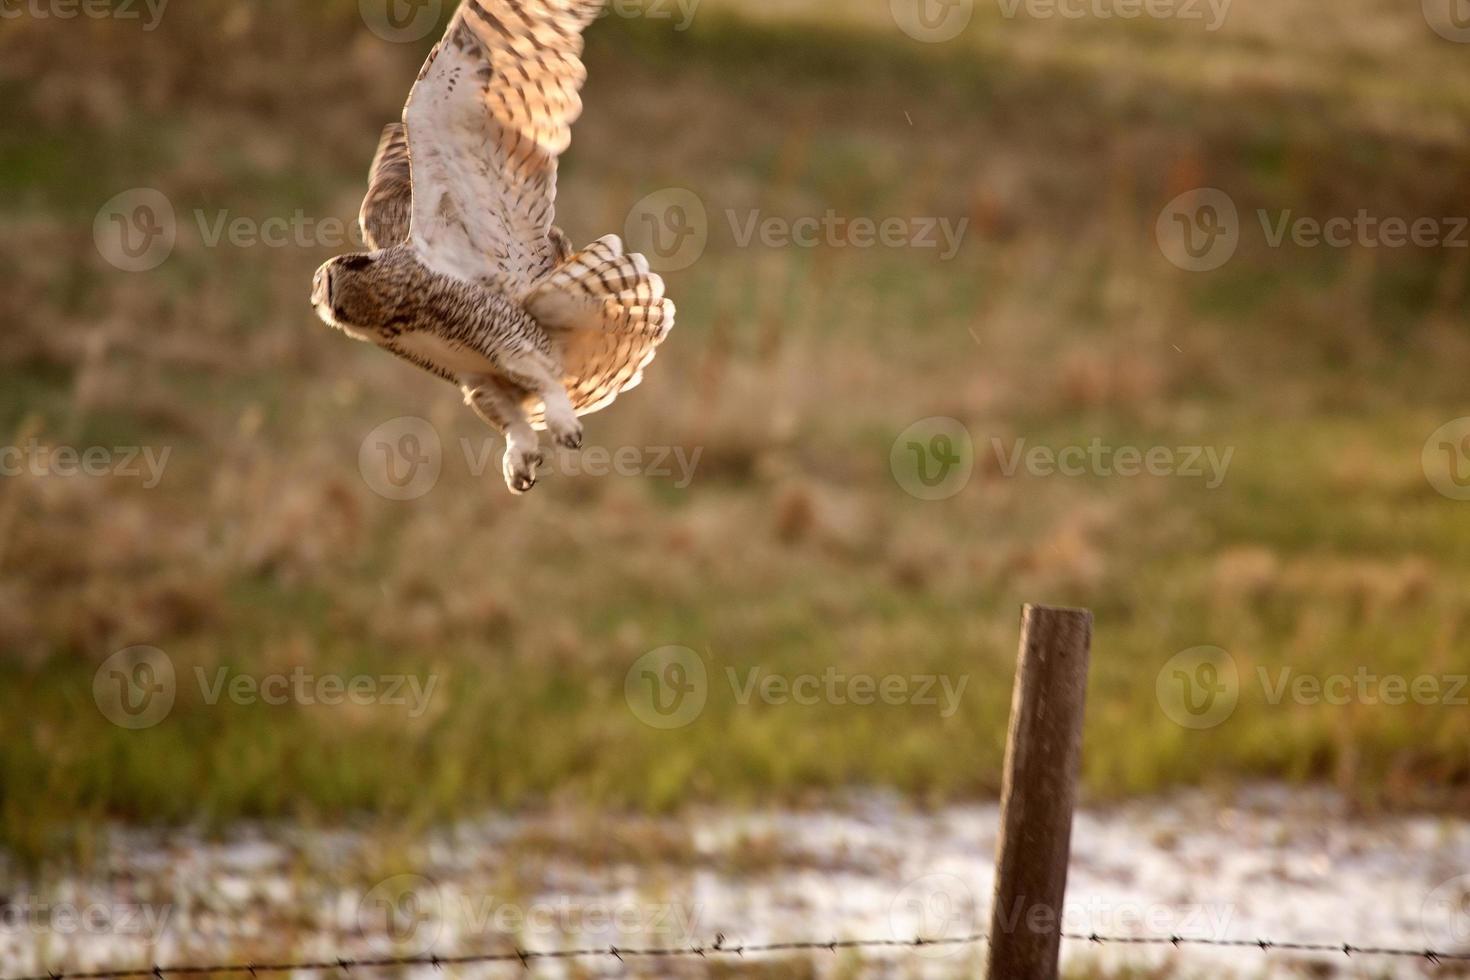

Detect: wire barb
[12,929,1470,980]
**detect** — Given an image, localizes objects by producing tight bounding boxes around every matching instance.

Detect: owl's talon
[554,426,583,451]
[546,407,583,450]
[503,448,543,495]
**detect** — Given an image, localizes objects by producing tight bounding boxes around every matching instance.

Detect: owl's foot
[503,446,544,494]
[550,419,584,451]
[498,358,583,454]
[543,398,584,451]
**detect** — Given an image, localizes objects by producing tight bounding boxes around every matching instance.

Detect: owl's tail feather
[521,234,674,340]
[520,234,677,418]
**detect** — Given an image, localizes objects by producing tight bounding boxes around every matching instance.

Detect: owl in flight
[312,0,675,494]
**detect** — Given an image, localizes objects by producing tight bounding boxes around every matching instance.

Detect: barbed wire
[1061,931,1470,963]
[9,928,1470,980]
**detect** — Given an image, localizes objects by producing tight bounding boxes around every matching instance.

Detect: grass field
[2,0,1470,869]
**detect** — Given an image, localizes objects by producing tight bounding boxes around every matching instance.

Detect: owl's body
[312,0,675,493]
[317,244,552,384]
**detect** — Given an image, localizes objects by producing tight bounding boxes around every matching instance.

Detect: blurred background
[3,0,1470,976]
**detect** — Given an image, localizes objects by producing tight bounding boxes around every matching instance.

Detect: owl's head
[312,253,384,340]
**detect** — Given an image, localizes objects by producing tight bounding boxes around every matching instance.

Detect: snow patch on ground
[4,786,1468,978]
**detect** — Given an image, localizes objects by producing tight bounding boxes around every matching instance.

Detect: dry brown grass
[1,0,1469,860]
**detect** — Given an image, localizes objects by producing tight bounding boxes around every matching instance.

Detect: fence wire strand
[9,929,1470,979]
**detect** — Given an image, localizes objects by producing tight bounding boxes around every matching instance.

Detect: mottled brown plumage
[359,124,411,251]
[312,0,676,494]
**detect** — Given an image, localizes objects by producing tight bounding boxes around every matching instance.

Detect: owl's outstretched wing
[402,0,604,294]
[359,123,413,250]
[523,233,675,422]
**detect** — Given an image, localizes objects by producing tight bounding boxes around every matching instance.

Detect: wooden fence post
[985,605,1093,980]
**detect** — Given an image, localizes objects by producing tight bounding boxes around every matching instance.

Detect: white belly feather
[392,330,500,377]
